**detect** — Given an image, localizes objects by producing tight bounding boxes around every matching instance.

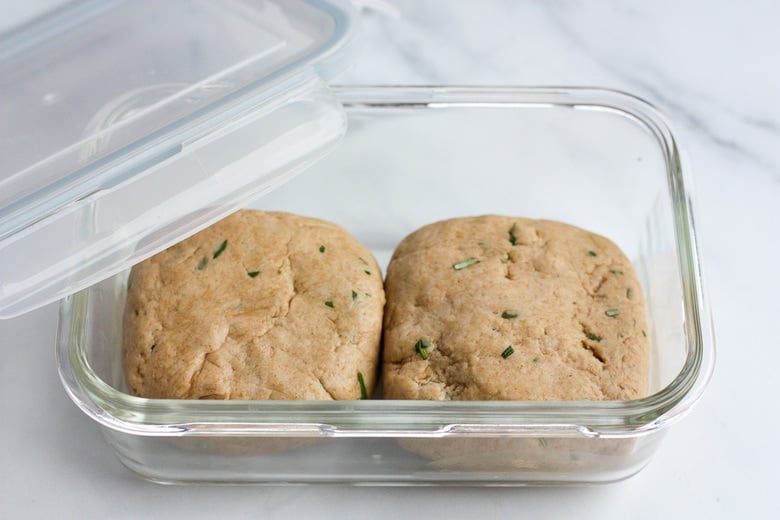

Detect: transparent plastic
[0,0,356,318]
[57,87,714,485]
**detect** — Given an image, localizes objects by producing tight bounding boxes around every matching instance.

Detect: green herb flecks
[605,308,620,318]
[351,290,358,301]
[150,343,157,352]
[501,310,519,319]
[364,270,372,276]
[358,257,369,265]
[453,257,480,271]
[508,223,518,246]
[196,257,208,270]
[247,270,260,278]
[501,345,515,359]
[319,245,326,253]
[357,372,368,400]
[585,332,602,342]
[642,329,647,337]
[610,269,624,275]
[324,300,334,309]
[588,250,597,257]
[532,357,540,363]
[538,438,548,448]
[626,288,634,299]
[212,240,227,259]
[415,339,430,360]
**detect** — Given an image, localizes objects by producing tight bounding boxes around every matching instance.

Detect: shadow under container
[58,86,714,485]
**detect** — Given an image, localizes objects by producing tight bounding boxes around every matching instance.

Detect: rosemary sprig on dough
[453,257,480,270]
[610,269,624,275]
[357,372,368,400]
[605,308,620,317]
[324,300,334,308]
[212,240,227,259]
[415,339,430,360]
[508,223,518,246]
[352,290,358,301]
[501,345,515,359]
[196,257,208,270]
[588,250,597,257]
[626,288,633,299]
[585,332,602,342]
[319,245,326,253]
[501,310,519,319]
[358,257,372,275]
[247,271,260,278]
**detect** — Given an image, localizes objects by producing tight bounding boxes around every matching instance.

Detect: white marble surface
[1,1,779,518]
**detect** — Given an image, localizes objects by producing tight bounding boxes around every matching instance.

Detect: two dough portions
[382,216,649,401]
[124,212,648,402]
[124,210,385,400]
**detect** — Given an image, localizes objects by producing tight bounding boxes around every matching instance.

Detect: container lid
[0,0,356,318]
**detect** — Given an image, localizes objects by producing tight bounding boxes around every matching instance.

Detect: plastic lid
[0,0,356,318]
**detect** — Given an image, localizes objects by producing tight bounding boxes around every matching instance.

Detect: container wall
[102,427,666,485]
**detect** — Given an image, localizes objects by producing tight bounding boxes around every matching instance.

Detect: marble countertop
[1,1,778,518]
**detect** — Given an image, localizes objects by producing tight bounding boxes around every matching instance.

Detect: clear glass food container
[1,0,713,486]
[57,86,714,485]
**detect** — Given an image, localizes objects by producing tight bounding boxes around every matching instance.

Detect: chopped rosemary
[501,345,515,359]
[319,245,326,253]
[196,257,208,270]
[642,329,647,337]
[538,438,548,448]
[351,290,358,301]
[501,310,519,319]
[532,357,540,363]
[212,240,227,259]
[588,250,597,257]
[626,288,634,299]
[364,270,372,276]
[150,343,157,352]
[357,372,367,400]
[324,300,334,308]
[508,223,518,246]
[453,257,480,270]
[247,271,260,278]
[610,269,624,275]
[605,308,620,317]
[358,257,369,265]
[415,339,430,360]
[585,332,602,342]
